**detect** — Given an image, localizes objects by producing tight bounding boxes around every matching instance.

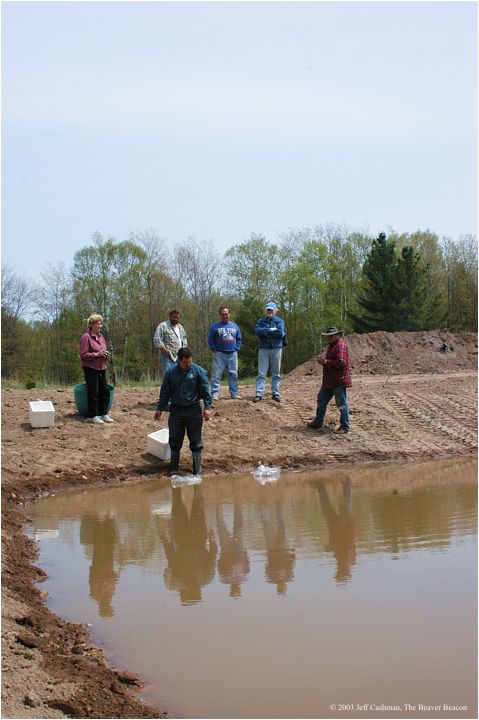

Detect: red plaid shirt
[321,337,352,389]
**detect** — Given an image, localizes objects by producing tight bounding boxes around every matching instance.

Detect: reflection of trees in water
[259,500,296,596]
[314,479,357,584]
[216,503,250,598]
[367,485,478,555]
[80,514,119,618]
[159,486,217,605]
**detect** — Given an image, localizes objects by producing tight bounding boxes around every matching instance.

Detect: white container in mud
[29,400,55,428]
[147,428,171,461]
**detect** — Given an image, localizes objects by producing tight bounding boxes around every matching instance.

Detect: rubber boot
[192,450,202,477]
[168,449,180,476]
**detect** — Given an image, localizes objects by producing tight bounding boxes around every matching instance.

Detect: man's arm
[335,343,349,368]
[180,324,188,347]
[319,343,347,368]
[198,368,212,418]
[153,323,165,350]
[254,318,270,337]
[154,374,171,419]
[235,324,242,352]
[207,324,216,352]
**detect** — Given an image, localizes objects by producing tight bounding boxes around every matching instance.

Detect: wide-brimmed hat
[322,326,342,336]
[265,302,277,311]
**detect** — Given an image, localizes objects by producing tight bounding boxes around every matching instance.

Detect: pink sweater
[80,331,108,371]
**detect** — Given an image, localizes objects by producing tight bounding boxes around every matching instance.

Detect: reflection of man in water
[80,514,119,618]
[159,486,217,605]
[315,479,357,583]
[216,503,250,598]
[260,500,295,595]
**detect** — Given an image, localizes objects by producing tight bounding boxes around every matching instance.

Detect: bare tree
[171,238,223,366]
[1,264,34,321]
[1,264,35,379]
[30,262,77,384]
[130,229,171,351]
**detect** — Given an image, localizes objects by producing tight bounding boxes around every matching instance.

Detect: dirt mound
[288,331,478,378]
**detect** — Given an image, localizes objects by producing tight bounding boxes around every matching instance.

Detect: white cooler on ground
[147,428,171,461]
[29,400,55,428]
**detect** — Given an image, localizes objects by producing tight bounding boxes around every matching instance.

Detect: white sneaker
[100,415,114,423]
[211,395,219,401]
[87,416,104,424]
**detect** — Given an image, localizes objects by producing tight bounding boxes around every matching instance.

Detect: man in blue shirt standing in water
[154,347,212,476]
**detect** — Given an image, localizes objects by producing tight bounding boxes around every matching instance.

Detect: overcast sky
[2,0,477,281]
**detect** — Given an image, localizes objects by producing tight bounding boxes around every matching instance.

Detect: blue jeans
[162,354,176,378]
[210,351,239,397]
[256,348,282,397]
[314,386,350,430]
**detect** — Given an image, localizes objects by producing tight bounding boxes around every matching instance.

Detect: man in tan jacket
[153,309,188,377]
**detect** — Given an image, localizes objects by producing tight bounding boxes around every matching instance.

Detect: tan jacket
[153,320,187,361]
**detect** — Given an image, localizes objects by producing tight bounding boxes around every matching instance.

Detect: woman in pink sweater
[79,314,113,424]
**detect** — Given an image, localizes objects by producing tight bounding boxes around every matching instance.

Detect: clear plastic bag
[252,465,281,484]
[170,474,202,488]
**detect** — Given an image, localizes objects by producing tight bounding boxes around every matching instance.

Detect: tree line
[2,225,477,386]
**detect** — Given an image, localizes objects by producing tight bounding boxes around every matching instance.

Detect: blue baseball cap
[265,302,277,311]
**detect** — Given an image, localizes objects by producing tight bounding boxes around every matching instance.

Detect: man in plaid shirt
[307,327,352,433]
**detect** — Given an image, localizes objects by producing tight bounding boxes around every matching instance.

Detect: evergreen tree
[396,246,428,330]
[233,293,264,378]
[352,233,431,332]
[351,233,400,332]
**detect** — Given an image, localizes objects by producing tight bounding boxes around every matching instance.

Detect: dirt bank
[2,331,477,719]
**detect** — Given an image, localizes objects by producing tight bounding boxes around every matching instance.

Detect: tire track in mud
[248,386,314,427]
[371,395,447,453]
[407,389,477,432]
[354,394,436,453]
[388,390,477,451]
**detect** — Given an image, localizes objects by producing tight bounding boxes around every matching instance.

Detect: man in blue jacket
[253,302,286,403]
[208,307,243,401]
[154,347,212,476]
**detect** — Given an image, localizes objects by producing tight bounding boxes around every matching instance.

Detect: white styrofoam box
[29,400,55,428]
[147,428,171,461]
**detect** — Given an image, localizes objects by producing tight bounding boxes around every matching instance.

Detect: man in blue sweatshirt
[253,302,286,403]
[208,307,242,400]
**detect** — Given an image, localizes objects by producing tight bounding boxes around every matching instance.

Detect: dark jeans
[315,386,350,430]
[168,403,204,452]
[83,367,110,418]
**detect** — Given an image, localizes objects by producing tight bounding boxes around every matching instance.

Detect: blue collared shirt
[157,363,212,411]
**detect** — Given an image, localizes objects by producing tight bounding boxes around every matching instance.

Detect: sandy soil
[2,330,477,719]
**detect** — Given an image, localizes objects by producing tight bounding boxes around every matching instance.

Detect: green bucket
[73,383,114,417]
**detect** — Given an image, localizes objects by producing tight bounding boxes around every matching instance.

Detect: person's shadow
[80,513,119,618]
[313,479,357,584]
[259,499,296,596]
[216,502,250,598]
[159,485,217,605]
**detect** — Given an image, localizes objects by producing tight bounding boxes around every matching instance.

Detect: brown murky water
[29,458,477,719]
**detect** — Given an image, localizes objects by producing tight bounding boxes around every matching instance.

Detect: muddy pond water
[29,458,477,719]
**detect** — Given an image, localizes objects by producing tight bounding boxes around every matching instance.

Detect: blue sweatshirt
[254,316,285,349]
[157,363,212,410]
[208,321,242,353]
